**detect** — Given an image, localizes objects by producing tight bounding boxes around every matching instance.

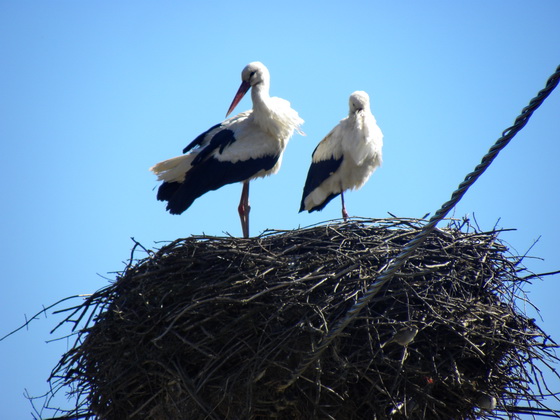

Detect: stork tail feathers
[150,154,194,183]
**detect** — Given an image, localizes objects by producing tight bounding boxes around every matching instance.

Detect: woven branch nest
[48,218,559,419]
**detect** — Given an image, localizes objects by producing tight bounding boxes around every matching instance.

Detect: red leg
[238,181,251,238]
[341,191,349,221]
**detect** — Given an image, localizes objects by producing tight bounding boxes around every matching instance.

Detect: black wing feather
[182,123,221,154]
[191,129,237,165]
[159,154,279,215]
[306,191,339,213]
[299,155,343,212]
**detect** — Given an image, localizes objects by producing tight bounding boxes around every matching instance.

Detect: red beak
[226,80,251,117]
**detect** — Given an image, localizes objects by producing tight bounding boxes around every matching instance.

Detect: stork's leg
[238,181,251,238]
[341,191,349,221]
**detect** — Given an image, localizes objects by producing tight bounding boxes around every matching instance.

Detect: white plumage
[150,62,303,238]
[299,91,383,219]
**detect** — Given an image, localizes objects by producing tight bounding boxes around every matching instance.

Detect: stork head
[226,62,270,117]
[349,91,370,114]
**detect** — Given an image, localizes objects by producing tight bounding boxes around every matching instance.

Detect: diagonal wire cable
[279,64,560,391]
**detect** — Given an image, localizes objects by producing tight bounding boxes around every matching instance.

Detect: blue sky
[1,1,559,418]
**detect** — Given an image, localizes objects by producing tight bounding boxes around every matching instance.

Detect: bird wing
[191,129,237,165]
[299,129,344,212]
[192,113,283,165]
[182,123,221,153]
[160,152,279,215]
[182,111,252,154]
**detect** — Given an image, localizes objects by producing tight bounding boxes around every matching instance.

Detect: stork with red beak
[151,62,303,238]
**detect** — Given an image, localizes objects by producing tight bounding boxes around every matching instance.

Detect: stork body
[299,91,383,220]
[151,62,303,237]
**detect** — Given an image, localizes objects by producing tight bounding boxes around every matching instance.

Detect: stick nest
[48,218,559,419]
